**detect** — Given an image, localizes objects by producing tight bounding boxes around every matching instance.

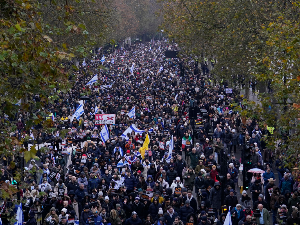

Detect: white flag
[128,106,135,119]
[101,55,105,65]
[100,125,109,143]
[71,104,84,121]
[86,74,98,86]
[166,135,173,163]
[95,105,99,114]
[223,208,232,225]
[14,203,23,225]
[130,63,135,74]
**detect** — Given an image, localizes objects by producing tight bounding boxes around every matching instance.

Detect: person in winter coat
[209,182,222,216]
[231,204,245,225]
[217,213,226,225]
[210,165,218,182]
[170,177,184,195]
[148,197,162,220]
[25,211,37,225]
[224,189,238,211]
[146,175,155,188]
[185,190,197,212]
[175,155,186,179]
[250,179,262,204]
[147,164,157,178]
[88,173,101,192]
[183,167,195,191]
[125,211,143,225]
[164,206,178,225]
[240,190,251,209]
[124,171,136,192]
[166,166,178,186]
[131,197,145,220]
[178,200,194,224]
[279,174,293,195]
[188,148,199,169]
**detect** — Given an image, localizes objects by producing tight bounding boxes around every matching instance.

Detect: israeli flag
[158,66,163,73]
[101,55,105,65]
[0,218,2,225]
[95,106,99,114]
[72,104,84,121]
[130,63,135,74]
[229,109,233,114]
[224,208,232,225]
[14,203,23,225]
[175,94,178,101]
[121,124,144,140]
[82,59,86,67]
[111,58,114,64]
[165,136,173,163]
[86,74,98,86]
[128,106,135,119]
[100,125,109,143]
[114,147,124,156]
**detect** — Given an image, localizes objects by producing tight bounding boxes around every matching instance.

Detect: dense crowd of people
[1,40,300,225]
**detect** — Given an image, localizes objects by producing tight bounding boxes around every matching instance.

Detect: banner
[95,114,115,125]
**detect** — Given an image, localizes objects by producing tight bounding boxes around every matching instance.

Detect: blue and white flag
[95,106,99,114]
[101,55,105,65]
[14,203,23,225]
[224,208,232,225]
[0,217,2,225]
[165,135,173,163]
[114,147,124,156]
[100,125,109,143]
[128,106,135,119]
[72,104,84,121]
[130,63,135,74]
[121,124,144,140]
[86,74,98,86]
[111,58,114,64]
[82,59,86,67]
[158,66,163,73]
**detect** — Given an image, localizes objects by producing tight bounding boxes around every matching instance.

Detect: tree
[0,0,112,216]
[160,0,300,168]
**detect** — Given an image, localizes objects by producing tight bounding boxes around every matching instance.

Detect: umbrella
[248,168,265,174]
[80,96,90,101]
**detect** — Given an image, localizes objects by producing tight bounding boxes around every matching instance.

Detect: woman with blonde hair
[110,209,122,225]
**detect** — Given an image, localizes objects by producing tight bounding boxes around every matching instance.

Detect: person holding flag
[100,125,109,143]
[139,133,149,159]
[128,106,135,119]
[182,132,192,149]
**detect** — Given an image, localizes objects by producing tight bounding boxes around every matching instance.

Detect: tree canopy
[160,0,300,166]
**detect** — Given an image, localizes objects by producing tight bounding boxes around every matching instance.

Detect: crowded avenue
[2,40,300,225]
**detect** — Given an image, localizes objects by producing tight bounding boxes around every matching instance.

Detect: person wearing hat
[183,167,195,191]
[178,200,194,224]
[254,194,268,211]
[124,211,142,225]
[91,209,103,225]
[209,182,222,217]
[80,205,91,225]
[241,190,251,209]
[263,168,275,188]
[131,196,145,220]
[115,203,126,221]
[44,207,59,225]
[265,177,275,204]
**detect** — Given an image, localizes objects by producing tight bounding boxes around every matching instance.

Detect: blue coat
[124,175,136,191]
[88,177,100,191]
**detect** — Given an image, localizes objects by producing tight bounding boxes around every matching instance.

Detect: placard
[225,88,232,94]
[95,114,115,125]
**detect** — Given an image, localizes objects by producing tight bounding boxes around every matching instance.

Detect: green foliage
[160,0,300,168]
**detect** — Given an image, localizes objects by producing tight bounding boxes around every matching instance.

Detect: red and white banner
[95,114,115,125]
